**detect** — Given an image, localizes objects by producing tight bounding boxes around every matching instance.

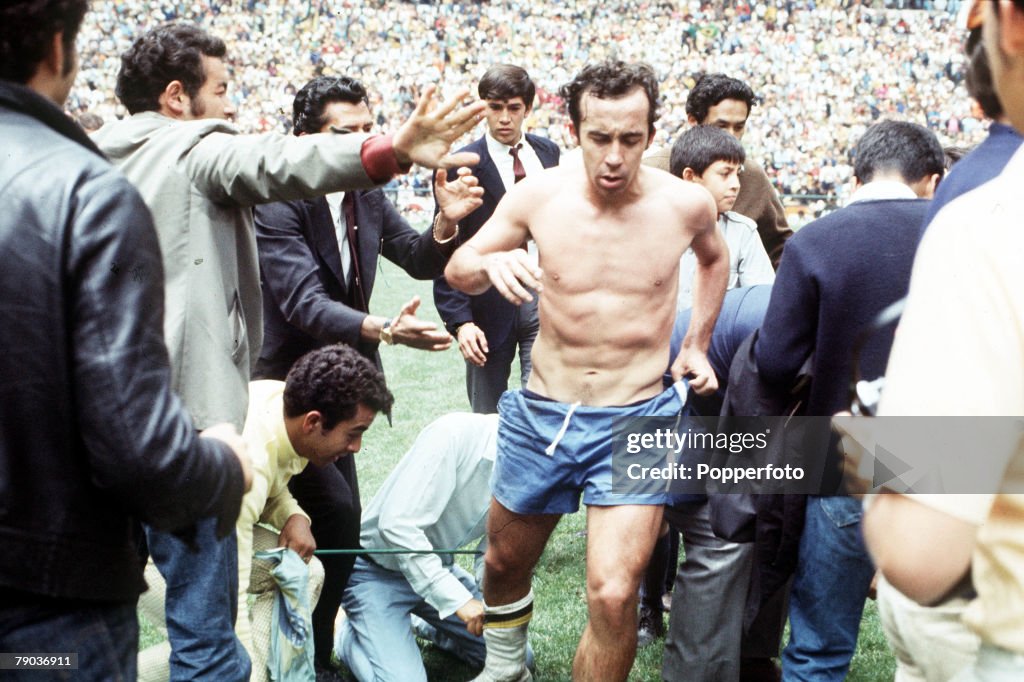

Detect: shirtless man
[444,60,729,682]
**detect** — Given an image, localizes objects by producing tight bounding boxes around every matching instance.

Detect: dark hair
[685,73,756,124]
[283,344,393,429]
[478,64,536,109]
[852,120,945,185]
[559,60,660,136]
[292,75,370,135]
[670,125,746,177]
[965,28,1003,120]
[0,0,88,83]
[115,22,226,115]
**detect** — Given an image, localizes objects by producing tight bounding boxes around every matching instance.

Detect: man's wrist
[433,212,459,244]
[379,316,396,345]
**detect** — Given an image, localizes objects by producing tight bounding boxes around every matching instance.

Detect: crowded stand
[71,0,978,210]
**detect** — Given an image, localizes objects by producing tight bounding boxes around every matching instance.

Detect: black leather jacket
[0,81,244,603]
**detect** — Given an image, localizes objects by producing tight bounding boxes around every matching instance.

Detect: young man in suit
[252,75,483,677]
[433,64,561,414]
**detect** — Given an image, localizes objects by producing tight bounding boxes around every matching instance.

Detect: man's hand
[833,412,874,498]
[457,322,489,367]
[200,422,253,492]
[278,514,316,562]
[392,85,486,169]
[484,249,543,305]
[391,296,453,351]
[456,598,485,637]
[671,347,718,396]
[436,167,484,225]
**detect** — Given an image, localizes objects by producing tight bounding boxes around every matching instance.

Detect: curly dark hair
[283,344,393,429]
[115,22,226,115]
[292,75,370,136]
[478,64,536,108]
[0,0,88,83]
[559,60,660,137]
[684,73,756,124]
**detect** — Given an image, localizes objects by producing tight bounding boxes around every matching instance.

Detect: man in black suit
[433,64,560,413]
[252,75,482,676]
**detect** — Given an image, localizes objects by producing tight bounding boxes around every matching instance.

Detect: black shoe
[739,657,781,682]
[637,605,665,648]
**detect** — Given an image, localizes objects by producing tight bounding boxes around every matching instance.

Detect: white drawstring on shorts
[544,401,580,456]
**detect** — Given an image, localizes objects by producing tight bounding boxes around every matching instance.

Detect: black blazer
[432,133,560,346]
[254,188,454,379]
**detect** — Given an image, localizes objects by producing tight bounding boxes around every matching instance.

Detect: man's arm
[71,172,249,536]
[444,181,539,303]
[863,494,980,605]
[754,238,818,386]
[672,191,728,394]
[376,425,479,621]
[188,86,485,206]
[735,159,792,268]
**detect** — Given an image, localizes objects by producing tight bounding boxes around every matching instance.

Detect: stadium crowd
[71,0,979,205]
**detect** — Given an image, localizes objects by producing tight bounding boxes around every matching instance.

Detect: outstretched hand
[391,296,453,351]
[435,167,484,223]
[671,347,718,396]
[392,85,486,169]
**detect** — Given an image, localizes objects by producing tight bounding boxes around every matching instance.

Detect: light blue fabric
[254,548,316,682]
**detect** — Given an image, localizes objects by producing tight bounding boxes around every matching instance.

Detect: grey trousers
[465,297,539,414]
[662,500,755,682]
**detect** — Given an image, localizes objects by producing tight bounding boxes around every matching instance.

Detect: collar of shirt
[846,180,919,206]
[325,191,346,220]
[485,132,543,190]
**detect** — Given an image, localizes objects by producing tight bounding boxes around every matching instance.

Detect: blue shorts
[492,383,688,514]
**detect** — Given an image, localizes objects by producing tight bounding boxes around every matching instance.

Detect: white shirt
[485,133,545,191]
[677,210,776,312]
[324,191,352,283]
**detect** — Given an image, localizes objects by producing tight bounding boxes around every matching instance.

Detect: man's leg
[661,500,754,682]
[288,454,361,669]
[515,297,540,388]
[574,504,663,682]
[337,558,430,682]
[147,519,250,682]
[475,497,560,681]
[781,496,875,682]
[466,333,516,414]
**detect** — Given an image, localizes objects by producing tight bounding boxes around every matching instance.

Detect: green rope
[314,548,481,556]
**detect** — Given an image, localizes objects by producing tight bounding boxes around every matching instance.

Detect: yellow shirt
[235,380,310,659]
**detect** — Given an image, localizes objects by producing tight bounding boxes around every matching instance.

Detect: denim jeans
[781,495,875,681]
[0,595,137,681]
[146,518,251,682]
[337,557,489,681]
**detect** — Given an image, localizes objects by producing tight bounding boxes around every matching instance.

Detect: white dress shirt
[486,133,545,191]
[324,191,352,283]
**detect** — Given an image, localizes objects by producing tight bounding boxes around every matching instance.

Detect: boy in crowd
[670,125,776,313]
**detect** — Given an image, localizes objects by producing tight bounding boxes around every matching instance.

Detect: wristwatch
[379,318,395,345]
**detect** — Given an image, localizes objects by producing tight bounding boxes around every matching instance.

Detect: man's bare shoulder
[507,165,577,204]
[642,166,717,219]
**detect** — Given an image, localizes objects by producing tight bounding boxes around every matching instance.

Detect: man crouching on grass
[444,59,729,682]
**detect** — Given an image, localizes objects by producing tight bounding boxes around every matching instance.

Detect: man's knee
[587,576,640,626]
